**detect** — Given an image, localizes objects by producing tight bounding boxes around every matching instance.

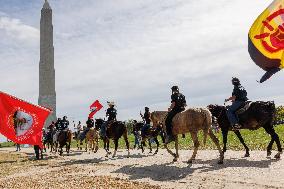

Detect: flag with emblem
[88,100,103,118]
[0,92,51,148]
[248,0,284,83]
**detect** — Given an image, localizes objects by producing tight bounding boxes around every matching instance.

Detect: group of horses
[43,101,283,164]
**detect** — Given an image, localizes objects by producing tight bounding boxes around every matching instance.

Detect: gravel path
[0,147,284,189]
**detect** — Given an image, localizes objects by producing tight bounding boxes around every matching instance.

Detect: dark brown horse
[208,101,282,159]
[57,130,72,156]
[95,119,130,158]
[133,122,164,154]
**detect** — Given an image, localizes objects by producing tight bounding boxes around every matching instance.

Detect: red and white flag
[0,92,51,148]
[89,100,103,118]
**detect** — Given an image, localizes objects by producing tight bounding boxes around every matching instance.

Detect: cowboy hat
[107,101,116,106]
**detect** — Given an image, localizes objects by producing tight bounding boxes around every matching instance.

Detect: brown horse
[151,109,224,164]
[57,130,72,156]
[95,119,130,158]
[85,128,99,153]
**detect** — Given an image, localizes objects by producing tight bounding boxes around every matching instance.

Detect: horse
[151,109,224,164]
[43,128,55,152]
[95,119,130,158]
[133,122,164,154]
[85,127,99,153]
[208,101,282,159]
[57,129,72,156]
[73,129,84,150]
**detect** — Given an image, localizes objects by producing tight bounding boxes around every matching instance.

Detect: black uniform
[55,119,62,130]
[144,111,151,125]
[61,119,69,130]
[165,92,186,136]
[106,107,117,121]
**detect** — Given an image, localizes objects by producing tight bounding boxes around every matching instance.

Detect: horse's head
[150,111,167,128]
[207,104,225,118]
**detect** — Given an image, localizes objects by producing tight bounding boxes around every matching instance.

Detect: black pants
[165,109,182,136]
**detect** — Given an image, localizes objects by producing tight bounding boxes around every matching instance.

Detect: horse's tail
[202,109,212,146]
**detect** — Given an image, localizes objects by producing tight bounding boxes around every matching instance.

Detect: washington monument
[38,0,56,128]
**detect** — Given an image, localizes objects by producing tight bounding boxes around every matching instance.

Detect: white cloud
[0,0,283,123]
[0,16,39,42]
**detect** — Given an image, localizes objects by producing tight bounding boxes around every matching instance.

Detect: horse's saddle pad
[236,101,252,115]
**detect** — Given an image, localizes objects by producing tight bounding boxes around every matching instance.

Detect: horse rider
[132,120,141,149]
[165,86,187,143]
[60,116,70,130]
[225,77,248,130]
[48,121,55,131]
[55,118,62,130]
[101,101,117,138]
[140,107,151,137]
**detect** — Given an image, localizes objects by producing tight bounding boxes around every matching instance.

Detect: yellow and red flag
[249,0,284,82]
[0,92,51,148]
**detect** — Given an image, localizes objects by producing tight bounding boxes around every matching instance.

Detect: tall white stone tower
[38,0,56,128]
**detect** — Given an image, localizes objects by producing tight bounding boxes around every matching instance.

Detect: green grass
[0,142,15,148]
[71,125,284,151]
[2,125,284,151]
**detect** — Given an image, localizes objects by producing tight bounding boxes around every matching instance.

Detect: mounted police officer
[165,86,187,143]
[100,101,117,138]
[55,118,62,130]
[61,116,69,130]
[140,107,151,137]
[225,77,248,130]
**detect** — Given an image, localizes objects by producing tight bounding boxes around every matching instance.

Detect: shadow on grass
[112,158,279,181]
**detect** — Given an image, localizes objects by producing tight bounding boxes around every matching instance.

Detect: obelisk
[38,0,56,128]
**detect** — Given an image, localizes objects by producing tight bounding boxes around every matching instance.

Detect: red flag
[0,92,51,148]
[88,100,103,118]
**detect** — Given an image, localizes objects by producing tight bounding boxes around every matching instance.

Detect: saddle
[235,101,252,115]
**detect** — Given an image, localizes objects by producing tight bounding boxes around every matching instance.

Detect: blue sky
[0,0,283,137]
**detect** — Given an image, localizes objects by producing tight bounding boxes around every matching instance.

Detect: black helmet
[145,107,149,111]
[171,86,179,91]
[63,116,67,120]
[232,77,240,86]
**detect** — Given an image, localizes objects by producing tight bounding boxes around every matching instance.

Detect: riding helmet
[232,77,240,85]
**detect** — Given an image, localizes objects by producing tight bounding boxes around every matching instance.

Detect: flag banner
[88,100,103,118]
[248,0,284,82]
[0,92,51,148]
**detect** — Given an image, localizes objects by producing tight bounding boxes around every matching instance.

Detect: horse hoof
[217,160,223,164]
[173,158,178,162]
[267,151,272,157]
[154,151,158,155]
[274,153,281,159]
[149,151,152,154]
[244,153,250,157]
[187,160,193,164]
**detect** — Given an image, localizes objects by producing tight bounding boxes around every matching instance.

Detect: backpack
[239,86,247,100]
[177,93,187,107]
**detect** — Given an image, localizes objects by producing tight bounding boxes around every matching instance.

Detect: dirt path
[0,147,284,189]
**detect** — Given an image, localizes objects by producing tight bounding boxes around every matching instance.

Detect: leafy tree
[275,106,284,125]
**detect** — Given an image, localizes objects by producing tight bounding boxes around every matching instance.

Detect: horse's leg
[154,137,159,155]
[164,137,178,160]
[112,139,118,158]
[222,129,228,155]
[264,126,282,159]
[208,129,224,164]
[188,132,199,164]
[94,136,99,153]
[174,136,179,161]
[148,139,152,153]
[85,138,88,152]
[123,131,130,157]
[234,130,250,157]
[160,132,165,143]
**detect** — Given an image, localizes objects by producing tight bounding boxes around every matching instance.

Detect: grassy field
[71,125,284,151]
[1,125,284,151]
